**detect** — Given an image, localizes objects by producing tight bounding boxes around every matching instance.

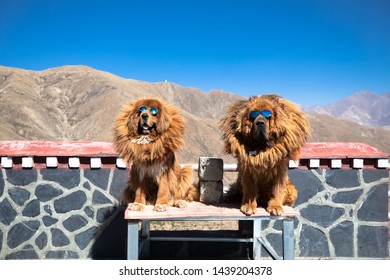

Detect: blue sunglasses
[249,109,272,119]
[139,105,158,116]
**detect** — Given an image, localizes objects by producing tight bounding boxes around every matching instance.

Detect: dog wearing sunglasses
[113,98,198,211]
[219,94,310,216]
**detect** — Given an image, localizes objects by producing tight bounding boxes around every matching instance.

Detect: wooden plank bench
[124,202,299,260]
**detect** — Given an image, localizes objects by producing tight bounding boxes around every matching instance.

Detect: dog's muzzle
[140,113,151,134]
[253,119,270,147]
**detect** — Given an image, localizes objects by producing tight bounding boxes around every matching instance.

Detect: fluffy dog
[113,98,197,212]
[219,94,310,216]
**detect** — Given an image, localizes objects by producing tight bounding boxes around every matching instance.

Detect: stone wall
[290,168,387,258]
[0,141,388,259]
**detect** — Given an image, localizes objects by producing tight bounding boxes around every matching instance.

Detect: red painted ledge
[0,141,116,157]
[300,142,388,159]
[0,141,388,159]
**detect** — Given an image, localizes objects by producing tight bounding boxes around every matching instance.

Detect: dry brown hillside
[1,65,389,163]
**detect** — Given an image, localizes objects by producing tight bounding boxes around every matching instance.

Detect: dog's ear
[242,108,254,136]
[114,101,138,138]
[125,102,140,135]
[268,103,287,143]
[156,105,172,134]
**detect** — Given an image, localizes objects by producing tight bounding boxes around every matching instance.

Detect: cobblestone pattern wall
[0,167,128,259]
[0,164,388,259]
[266,168,389,259]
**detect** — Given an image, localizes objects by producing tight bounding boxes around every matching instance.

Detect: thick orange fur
[219,95,310,216]
[113,98,198,212]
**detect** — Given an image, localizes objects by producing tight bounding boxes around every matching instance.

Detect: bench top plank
[124,202,299,220]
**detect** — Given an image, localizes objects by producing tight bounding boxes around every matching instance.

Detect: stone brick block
[22,157,34,168]
[199,180,223,204]
[198,157,223,181]
[1,157,13,168]
[46,157,58,168]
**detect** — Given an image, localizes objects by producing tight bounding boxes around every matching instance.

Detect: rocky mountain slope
[307,91,390,130]
[1,65,389,162]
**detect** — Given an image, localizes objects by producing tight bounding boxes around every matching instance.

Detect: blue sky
[1,0,389,106]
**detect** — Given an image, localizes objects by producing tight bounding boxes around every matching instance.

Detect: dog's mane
[113,99,186,163]
[219,95,311,168]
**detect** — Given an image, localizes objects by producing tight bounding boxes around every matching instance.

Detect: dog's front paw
[266,205,283,216]
[153,203,169,212]
[127,202,145,211]
[173,200,188,208]
[240,203,257,216]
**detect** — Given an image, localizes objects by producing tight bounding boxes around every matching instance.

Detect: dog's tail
[179,164,199,202]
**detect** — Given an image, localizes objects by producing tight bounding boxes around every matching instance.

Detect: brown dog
[113,98,197,211]
[219,95,310,216]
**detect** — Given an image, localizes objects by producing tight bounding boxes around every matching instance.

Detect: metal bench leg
[140,220,150,259]
[253,219,262,260]
[127,220,139,260]
[282,218,295,260]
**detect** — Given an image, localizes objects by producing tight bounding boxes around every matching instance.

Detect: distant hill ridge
[1,65,389,161]
[307,91,390,130]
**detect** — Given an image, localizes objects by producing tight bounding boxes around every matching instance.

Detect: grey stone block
[7,221,40,249]
[97,206,116,223]
[75,226,98,250]
[289,169,325,206]
[84,206,94,218]
[8,187,30,206]
[357,183,388,222]
[325,169,360,189]
[0,198,17,225]
[44,205,52,215]
[332,189,363,204]
[46,250,79,259]
[51,228,70,247]
[300,205,345,228]
[362,169,388,184]
[35,232,48,250]
[54,191,87,213]
[63,215,88,232]
[299,224,330,258]
[43,216,58,226]
[22,199,40,217]
[199,181,223,204]
[6,169,37,186]
[110,169,129,201]
[35,184,63,202]
[329,221,354,257]
[84,169,111,190]
[198,157,224,181]
[5,245,38,259]
[93,190,112,204]
[41,169,80,189]
[358,225,388,258]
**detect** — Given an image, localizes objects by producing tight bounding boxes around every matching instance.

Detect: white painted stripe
[22,157,34,168]
[289,160,299,168]
[68,157,80,168]
[376,158,388,168]
[309,159,320,168]
[331,159,342,169]
[90,157,102,169]
[352,159,364,169]
[116,158,127,168]
[46,157,58,168]
[1,156,13,168]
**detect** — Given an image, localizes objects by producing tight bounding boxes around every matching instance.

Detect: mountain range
[307,91,390,130]
[1,65,389,162]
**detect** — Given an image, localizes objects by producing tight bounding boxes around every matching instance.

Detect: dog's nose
[255,119,265,126]
[141,113,148,121]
